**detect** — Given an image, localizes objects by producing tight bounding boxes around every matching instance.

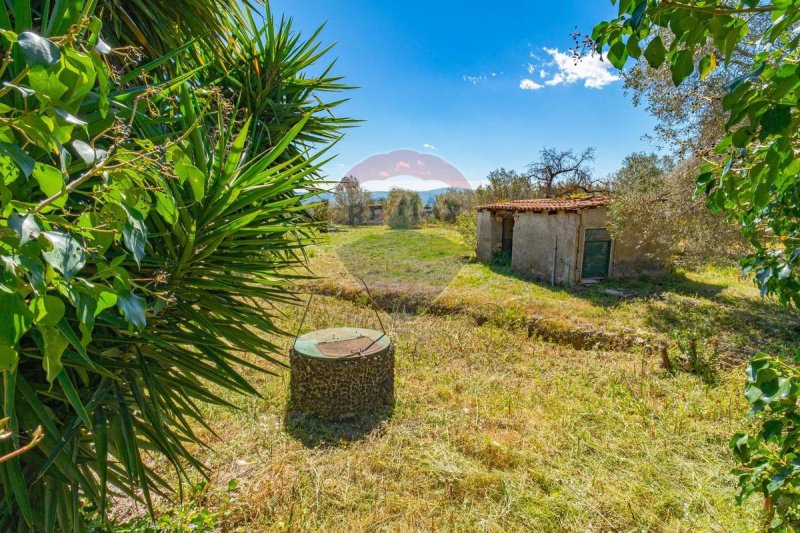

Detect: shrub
[456,211,477,251]
[433,189,475,223]
[387,189,422,229]
[0,3,347,530]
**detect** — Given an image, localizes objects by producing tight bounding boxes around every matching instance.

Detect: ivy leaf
[8,213,40,245]
[30,295,66,327]
[0,345,19,371]
[117,290,146,329]
[745,384,763,404]
[122,206,147,267]
[0,142,35,177]
[17,31,61,68]
[37,325,68,383]
[72,140,108,165]
[643,36,667,69]
[42,231,86,281]
[760,106,792,135]
[0,293,32,346]
[670,49,694,85]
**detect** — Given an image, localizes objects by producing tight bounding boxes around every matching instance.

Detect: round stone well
[289,327,394,420]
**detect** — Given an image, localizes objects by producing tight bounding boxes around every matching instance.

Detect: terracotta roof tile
[476,195,606,213]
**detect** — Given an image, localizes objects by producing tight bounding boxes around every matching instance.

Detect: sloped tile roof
[476,195,606,213]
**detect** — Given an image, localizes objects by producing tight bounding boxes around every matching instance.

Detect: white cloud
[539,47,620,89]
[462,74,486,84]
[423,143,437,150]
[519,79,544,91]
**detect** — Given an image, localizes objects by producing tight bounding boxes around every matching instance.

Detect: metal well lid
[293,328,391,359]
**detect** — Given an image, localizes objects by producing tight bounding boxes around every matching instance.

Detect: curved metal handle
[291,272,387,353]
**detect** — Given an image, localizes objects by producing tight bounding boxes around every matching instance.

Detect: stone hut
[476,196,651,285]
[367,204,383,225]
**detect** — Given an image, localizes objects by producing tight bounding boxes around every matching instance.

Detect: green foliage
[732,353,800,530]
[432,189,475,223]
[386,189,422,229]
[609,152,747,267]
[474,168,534,203]
[0,1,348,530]
[592,0,800,527]
[85,479,241,532]
[333,175,371,226]
[455,211,477,250]
[664,301,720,385]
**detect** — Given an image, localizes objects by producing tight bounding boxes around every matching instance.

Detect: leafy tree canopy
[592,1,799,527]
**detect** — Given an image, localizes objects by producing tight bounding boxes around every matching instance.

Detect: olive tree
[526,147,596,197]
[591,1,800,527]
[609,152,748,267]
[386,189,423,229]
[333,175,372,226]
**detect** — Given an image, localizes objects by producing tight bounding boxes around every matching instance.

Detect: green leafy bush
[386,189,422,229]
[0,2,347,530]
[591,0,800,527]
[432,189,475,223]
[456,211,477,251]
[732,353,800,530]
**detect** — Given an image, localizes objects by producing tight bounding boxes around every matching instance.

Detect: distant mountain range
[310,187,469,206]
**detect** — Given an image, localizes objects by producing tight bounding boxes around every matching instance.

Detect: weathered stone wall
[476,210,501,261]
[479,204,662,283]
[511,211,580,285]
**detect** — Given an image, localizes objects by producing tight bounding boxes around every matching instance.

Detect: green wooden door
[582,229,611,279]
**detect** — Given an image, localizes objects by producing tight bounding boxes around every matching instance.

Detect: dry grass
[110,224,796,531]
[121,296,763,532]
[307,225,799,358]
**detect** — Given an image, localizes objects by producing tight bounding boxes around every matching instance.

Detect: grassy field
[113,224,800,531]
[307,225,798,359]
[122,296,761,531]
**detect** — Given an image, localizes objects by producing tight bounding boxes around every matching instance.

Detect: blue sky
[269,0,658,191]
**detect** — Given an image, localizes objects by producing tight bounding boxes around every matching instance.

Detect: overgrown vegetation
[592,0,800,528]
[386,188,423,229]
[309,226,798,361]
[432,189,475,223]
[609,152,748,267]
[332,175,371,226]
[107,295,762,530]
[0,2,347,530]
[455,211,477,250]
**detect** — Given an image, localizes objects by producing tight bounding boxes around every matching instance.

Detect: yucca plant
[204,7,357,155]
[0,1,348,530]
